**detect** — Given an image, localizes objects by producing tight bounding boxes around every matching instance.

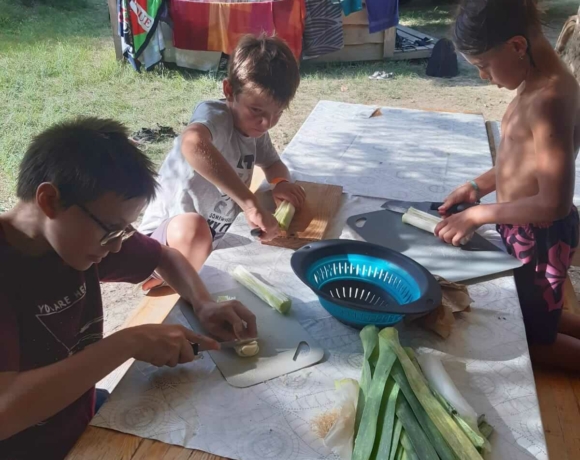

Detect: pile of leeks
[325,326,493,460]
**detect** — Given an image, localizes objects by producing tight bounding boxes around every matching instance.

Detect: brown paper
[406,276,473,339]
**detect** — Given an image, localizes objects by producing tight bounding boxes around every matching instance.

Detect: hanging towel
[303,0,344,59]
[337,0,362,17]
[119,0,167,58]
[170,0,305,59]
[366,0,399,33]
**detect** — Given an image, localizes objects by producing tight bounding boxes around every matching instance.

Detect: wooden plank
[485,120,501,165]
[311,43,384,63]
[552,369,580,459]
[383,27,396,59]
[65,426,142,460]
[108,0,123,61]
[342,8,368,26]
[133,440,172,460]
[534,368,569,460]
[264,181,343,249]
[343,25,384,45]
[161,446,200,460]
[392,48,433,60]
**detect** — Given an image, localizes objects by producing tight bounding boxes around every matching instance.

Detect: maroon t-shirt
[0,227,162,460]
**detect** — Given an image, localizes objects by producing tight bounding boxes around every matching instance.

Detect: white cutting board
[178,286,324,388]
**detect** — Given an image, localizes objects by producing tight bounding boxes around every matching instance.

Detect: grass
[0,0,577,208]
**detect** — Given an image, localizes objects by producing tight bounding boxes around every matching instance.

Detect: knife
[191,337,259,355]
[381,199,477,215]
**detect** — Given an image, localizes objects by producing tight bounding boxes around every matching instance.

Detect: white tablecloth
[92,102,547,460]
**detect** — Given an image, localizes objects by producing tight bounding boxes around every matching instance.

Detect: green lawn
[0,0,577,209]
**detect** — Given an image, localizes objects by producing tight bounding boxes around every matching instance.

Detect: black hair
[454,0,542,56]
[16,117,158,207]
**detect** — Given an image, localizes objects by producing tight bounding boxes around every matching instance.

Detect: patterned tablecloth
[92,102,547,460]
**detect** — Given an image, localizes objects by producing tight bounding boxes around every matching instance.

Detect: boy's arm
[0,324,217,440]
[181,124,279,239]
[154,245,258,341]
[439,167,496,215]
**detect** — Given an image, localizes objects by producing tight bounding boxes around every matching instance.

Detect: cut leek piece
[381,328,483,459]
[273,200,296,231]
[234,340,259,357]
[231,265,291,314]
[402,207,471,245]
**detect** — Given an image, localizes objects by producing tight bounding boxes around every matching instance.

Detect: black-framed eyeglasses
[77,204,136,246]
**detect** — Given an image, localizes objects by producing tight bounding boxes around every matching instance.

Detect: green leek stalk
[231,265,291,314]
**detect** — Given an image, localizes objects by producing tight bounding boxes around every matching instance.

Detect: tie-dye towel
[170,0,305,59]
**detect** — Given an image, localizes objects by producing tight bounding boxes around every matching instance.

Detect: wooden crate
[311,7,396,62]
[311,7,435,63]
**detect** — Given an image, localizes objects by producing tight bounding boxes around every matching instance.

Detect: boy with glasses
[0,117,256,459]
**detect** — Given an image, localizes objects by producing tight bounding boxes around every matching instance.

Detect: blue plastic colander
[291,240,441,328]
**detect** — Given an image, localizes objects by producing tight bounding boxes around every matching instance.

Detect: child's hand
[438,183,479,216]
[244,205,280,241]
[435,208,480,246]
[126,324,219,367]
[273,182,306,209]
[196,299,258,341]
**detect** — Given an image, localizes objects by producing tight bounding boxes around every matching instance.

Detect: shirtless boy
[436,0,580,370]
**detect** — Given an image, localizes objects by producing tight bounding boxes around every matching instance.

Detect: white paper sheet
[92,102,546,460]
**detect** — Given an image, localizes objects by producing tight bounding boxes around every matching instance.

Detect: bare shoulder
[529,75,579,128]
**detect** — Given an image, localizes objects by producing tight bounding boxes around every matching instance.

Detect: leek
[389,419,403,460]
[372,380,399,460]
[381,328,482,459]
[231,265,291,314]
[402,207,470,245]
[273,200,296,231]
[353,332,397,460]
[395,396,438,460]
[399,430,420,460]
[355,326,379,434]
[417,354,479,431]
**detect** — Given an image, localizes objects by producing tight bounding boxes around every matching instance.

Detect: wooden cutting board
[261,181,343,249]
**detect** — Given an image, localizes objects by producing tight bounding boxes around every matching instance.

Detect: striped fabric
[170,0,306,59]
[303,0,344,59]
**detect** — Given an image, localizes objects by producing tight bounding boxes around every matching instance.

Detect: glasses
[77,204,136,246]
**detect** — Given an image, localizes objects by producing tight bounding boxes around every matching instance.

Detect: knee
[167,213,212,251]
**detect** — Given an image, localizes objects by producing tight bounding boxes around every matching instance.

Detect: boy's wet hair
[454,0,542,56]
[17,117,158,207]
[227,34,300,108]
